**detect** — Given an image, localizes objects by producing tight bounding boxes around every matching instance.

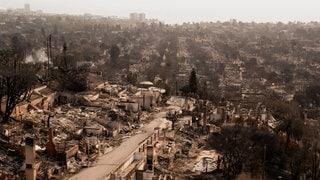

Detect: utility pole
[63,43,67,69]
[262,144,266,180]
[46,34,52,79]
[137,103,140,122]
[175,81,178,96]
[202,101,207,134]
[142,93,145,110]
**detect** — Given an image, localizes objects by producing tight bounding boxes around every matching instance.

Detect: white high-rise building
[130,13,146,22]
[130,13,139,21]
[138,13,146,21]
[24,4,30,13]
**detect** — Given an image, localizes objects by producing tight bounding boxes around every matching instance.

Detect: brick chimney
[45,128,56,155]
[25,137,36,180]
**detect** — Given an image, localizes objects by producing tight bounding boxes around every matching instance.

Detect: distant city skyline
[0,0,320,24]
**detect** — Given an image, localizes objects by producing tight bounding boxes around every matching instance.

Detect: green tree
[110,44,120,67]
[267,101,303,152]
[52,67,87,92]
[126,71,137,85]
[167,111,178,130]
[189,68,197,94]
[208,126,283,179]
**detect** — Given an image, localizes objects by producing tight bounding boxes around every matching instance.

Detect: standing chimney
[25,137,36,180]
[146,145,154,171]
[303,109,308,125]
[45,128,56,156]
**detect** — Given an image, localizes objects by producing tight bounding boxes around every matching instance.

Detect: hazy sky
[1,0,320,24]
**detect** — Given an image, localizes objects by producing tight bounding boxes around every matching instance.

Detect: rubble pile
[0,80,166,179]
[153,94,285,179]
[0,77,282,179]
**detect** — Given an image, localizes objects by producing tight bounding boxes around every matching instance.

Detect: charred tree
[51,43,88,92]
[0,49,36,123]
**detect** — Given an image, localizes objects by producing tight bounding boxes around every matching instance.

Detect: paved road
[70,111,168,180]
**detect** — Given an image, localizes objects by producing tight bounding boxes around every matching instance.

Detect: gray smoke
[25,49,51,64]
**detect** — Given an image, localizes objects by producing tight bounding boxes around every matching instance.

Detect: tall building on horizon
[130,13,146,22]
[139,13,146,21]
[24,3,30,13]
[130,13,138,21]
